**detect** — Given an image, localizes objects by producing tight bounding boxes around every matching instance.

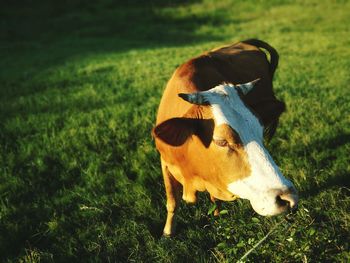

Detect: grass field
[1,0,349,262]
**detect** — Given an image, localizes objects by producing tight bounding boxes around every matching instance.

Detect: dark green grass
[1,0,349,262]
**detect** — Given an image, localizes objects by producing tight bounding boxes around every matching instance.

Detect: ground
[0,0,349,262]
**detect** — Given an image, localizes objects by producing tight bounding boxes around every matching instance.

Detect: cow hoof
[162,232,173,238]
[213,209,220,216]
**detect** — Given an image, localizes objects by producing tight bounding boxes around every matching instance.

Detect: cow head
[153,80,298,216]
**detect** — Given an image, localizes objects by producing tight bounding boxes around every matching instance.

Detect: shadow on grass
[299,133,350,198]
[2,0,221,48]
[1,1,227,73]
[0,0,243,109]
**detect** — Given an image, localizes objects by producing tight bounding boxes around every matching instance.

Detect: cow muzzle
[250,187,299,216]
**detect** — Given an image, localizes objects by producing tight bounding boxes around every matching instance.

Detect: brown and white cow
[152,39,298,236]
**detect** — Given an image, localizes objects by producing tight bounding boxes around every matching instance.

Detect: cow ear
[236,78,260,95]
[152,118,196,146]
[252,99,286,140]
[153,117,214,147]
[153,105,214,147]
[178,92,210,105]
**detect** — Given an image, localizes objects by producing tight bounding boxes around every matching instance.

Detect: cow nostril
[276,195,290,208]
[276,193,298,210]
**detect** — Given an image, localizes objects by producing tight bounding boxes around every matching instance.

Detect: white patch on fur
[201,84,296,216]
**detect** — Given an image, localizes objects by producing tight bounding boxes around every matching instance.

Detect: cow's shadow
[298,132,350,199]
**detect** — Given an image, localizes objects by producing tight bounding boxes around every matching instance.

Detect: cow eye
[213,139,228,147]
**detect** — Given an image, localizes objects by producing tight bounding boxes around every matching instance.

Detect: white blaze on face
[202,84,296,216]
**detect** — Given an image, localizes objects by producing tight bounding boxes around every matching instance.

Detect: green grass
[1,0,349,262]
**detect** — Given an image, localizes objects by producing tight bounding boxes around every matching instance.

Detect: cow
[152,39,298,237]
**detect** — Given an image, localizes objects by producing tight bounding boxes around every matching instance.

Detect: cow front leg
[161,160,181,237]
